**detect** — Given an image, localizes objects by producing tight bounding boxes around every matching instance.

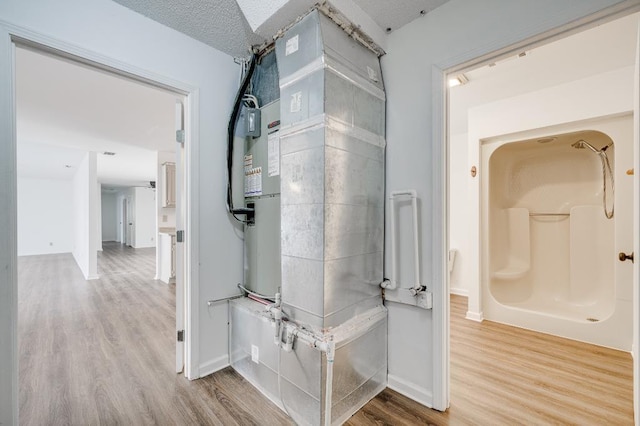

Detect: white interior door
[633,22,640,426]
[175,100,185,374]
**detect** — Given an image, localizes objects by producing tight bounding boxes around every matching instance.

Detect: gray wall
[101,192,118,242]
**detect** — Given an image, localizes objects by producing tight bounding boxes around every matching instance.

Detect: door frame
[0,21,202,422]
[436,1,640,413]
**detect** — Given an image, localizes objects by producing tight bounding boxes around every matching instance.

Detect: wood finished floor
[19,244,633,425]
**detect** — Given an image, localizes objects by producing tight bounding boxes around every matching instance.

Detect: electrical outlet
[251,345,259,364]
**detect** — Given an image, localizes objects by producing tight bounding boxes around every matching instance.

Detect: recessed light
[103,151,116,156]
[448,74,469,87]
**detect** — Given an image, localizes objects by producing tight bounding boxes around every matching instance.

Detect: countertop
[158,227,176,235]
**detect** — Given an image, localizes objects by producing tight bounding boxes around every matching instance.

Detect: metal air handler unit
[230,10,387,426]
[242,100,282,297]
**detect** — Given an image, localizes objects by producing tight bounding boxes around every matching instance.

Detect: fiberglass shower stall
[481,119,632,351]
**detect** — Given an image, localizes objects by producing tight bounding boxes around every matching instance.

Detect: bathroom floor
[348,295,633,424]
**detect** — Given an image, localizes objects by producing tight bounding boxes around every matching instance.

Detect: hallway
[18,243,289,425]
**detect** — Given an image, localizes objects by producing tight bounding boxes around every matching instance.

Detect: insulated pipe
[265,293,283,345]
[381,190,421,293]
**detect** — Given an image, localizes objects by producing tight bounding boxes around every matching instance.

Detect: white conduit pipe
[381,190,421,293]
[324,341,335,426]
[278,323,336,425]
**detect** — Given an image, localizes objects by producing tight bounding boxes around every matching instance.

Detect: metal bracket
[384,288,433,310]
[176,129,185,144]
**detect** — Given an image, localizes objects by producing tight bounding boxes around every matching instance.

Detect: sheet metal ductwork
[231,9,387,425]
[277,10,387,424]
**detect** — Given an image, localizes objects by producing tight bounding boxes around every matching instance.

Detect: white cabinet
[162,162,176,208]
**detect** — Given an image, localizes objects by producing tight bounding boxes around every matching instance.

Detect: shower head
[571,140,599,153]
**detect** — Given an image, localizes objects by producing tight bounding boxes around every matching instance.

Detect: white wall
[96,182,102,251]
[133,186,156,248]
[380,0,632,411]
[72,152,99,280]
[17,177,74,256]
[101,191,117,242]
[448,133,469,296]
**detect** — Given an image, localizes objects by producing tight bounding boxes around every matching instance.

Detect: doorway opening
[15,43,191,420]
[445,10,637,423]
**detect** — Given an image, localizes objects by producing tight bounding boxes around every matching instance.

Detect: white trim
[465,311,484,322]
[199,355,229,378]
[633,18,640,425]
[431,65,449,412]
[387,374,433,408]
[0,27,18,426]
[185,89,200,380]
[1,21,201,399]
[450,287,468,297]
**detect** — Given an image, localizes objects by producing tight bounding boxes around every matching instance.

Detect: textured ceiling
[112,0,265,57]
[351,0,450,33]
[111,0,453,57]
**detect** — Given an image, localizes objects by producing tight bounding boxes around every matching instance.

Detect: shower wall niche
[481,116,632,351]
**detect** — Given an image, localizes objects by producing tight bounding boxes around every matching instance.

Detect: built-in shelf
[493,264,530,280]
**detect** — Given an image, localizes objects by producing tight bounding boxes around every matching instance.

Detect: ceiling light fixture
[448,74,469,87]
[103,151,116,156]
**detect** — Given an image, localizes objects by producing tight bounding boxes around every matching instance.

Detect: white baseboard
[387,374,433,408]
[450,287,468,297]
[465,310,484,322]
[199,355,229,378]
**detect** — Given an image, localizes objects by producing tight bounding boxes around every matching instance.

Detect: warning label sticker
[268,131,280,177]
[244,166,262,197]
[285,35,299,56]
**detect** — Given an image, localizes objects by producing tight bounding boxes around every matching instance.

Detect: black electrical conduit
[227,53,258,223]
